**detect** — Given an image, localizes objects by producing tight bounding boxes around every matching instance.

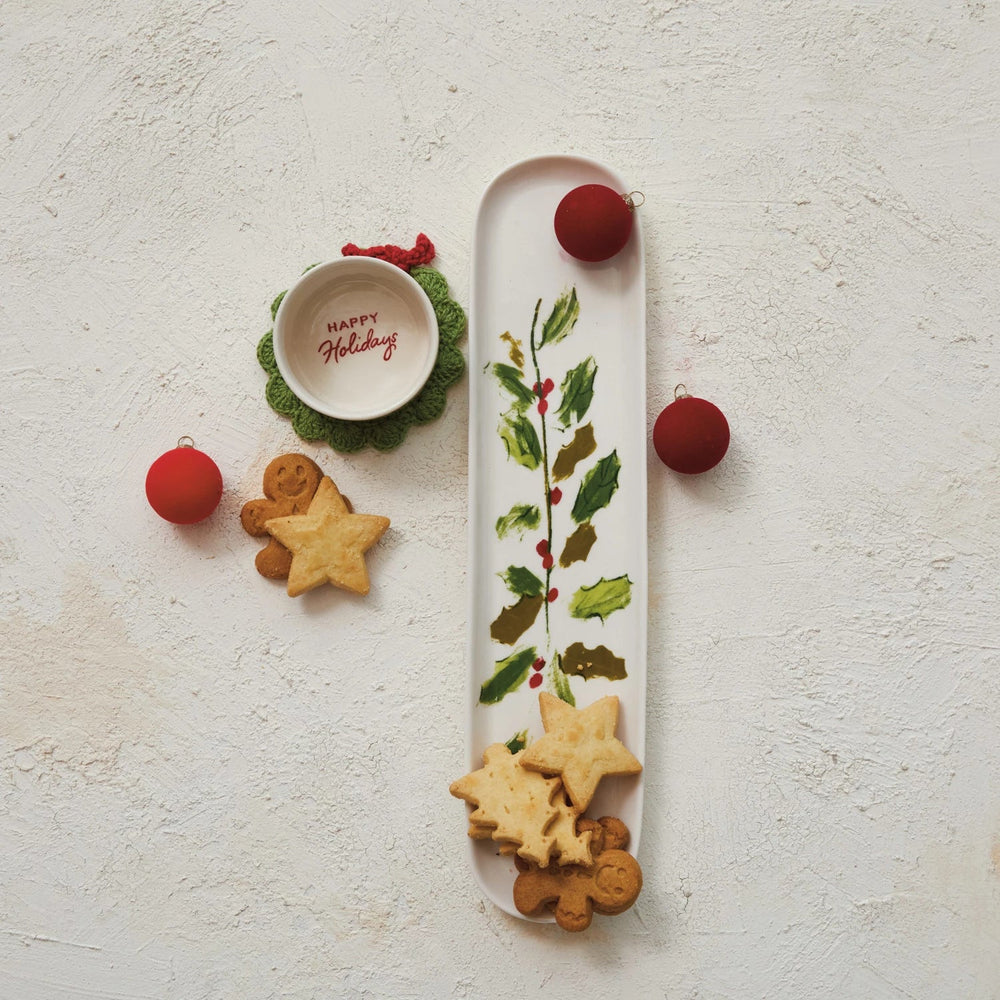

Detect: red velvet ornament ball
[145,438,223,524]
[653,387,730,475]
[554,184,635,262]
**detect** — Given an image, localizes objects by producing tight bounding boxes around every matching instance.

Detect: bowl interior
[273,257,439,420]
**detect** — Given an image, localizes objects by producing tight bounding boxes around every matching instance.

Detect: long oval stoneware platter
[465,154,647,918]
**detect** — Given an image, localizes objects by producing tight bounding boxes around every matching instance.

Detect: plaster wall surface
[1,1,998,997]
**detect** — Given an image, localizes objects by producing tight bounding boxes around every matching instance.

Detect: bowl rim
[272,256,440,421]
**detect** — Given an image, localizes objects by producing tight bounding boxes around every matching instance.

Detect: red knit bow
[341,233,436,271]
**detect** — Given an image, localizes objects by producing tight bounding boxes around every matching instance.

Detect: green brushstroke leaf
[539,287,580,348]
[557,357,597,427]
[561,641,627,681]
[499,411,542,470]
[569,575,633,623]
[495,504,541,540]
[492,363,534,412]
[571,450,621,524]
[480,647,537,705]
[552,653,576,706]
[501,565,544,598]
[506,729,528,754]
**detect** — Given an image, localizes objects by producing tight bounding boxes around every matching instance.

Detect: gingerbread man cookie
[513,847,642,932]
[512,816,641,931]
[240,454,324,579]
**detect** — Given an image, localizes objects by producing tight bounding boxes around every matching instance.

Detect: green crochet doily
[257,266,466,453]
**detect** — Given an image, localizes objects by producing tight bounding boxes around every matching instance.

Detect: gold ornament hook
[674,384,690,400]
[624,191,645,210]
[177,436,195,449]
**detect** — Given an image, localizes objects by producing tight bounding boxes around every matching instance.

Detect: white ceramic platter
[466,154,647,918]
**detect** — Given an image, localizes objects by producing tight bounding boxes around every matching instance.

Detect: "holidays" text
[319,328,398,364]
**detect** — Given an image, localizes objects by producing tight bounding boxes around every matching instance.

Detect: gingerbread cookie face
[270,456,321,507]
[241,454,323,578]
[590,850,641,915]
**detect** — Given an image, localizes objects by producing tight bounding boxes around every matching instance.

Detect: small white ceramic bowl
[272,256,439,420]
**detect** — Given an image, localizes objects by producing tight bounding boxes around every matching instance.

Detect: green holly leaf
[556,357,597,427]
[501,565,544,598]
[539,287,580,348]
[568,575,633,623]
[495,504,541,540]
[492,363,534,412]
[499,411,542,470]
[551,653,576,706]
[479,647,537,705]
[571,451,621,524]
[506,729,528,754]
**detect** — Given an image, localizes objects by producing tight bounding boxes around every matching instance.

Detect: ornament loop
[674,384,690,400]
[177,435,196,449]
[624,191,645,210]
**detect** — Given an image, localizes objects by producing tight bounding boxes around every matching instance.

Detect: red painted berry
[536,539,549,556]
[532,657,545,672]
[547,588,558,602]
[542,553,554,569]
[543,378,554,396]
[550,486,562,505]
[538,398,548,415]
[529,673,543,689]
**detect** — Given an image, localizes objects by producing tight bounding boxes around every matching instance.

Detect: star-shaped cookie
[518,693,642,812]
[264,477,389,597]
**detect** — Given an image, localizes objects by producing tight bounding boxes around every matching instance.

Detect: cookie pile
[450,692,643,931]
[241,453,389,597]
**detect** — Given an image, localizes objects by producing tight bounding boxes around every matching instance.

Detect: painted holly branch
[480,288,633,708]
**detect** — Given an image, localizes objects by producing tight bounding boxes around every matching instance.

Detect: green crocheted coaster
[257,266,466,453]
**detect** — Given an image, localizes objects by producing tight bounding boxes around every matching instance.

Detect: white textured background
[2,1,998,997]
